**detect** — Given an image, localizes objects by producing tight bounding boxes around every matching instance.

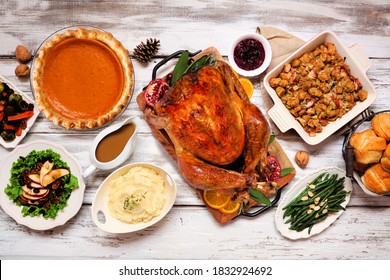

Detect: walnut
[15,64,30,77]
[15,45,32,63]
[295,150,310,168]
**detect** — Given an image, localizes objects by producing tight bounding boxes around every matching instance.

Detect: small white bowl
[91,162,177,233]
[228,33,272,77]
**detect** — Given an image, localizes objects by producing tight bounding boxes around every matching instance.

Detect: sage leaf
[249,188,271,206]
[268,134,276,145]
[183,55,216,75]
[281,167,295,177]
[171,50,189,86]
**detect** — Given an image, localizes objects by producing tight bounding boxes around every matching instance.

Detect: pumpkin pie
[32,27,134,129]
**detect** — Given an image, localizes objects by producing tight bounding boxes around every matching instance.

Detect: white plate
[0,74,40,148]
[264,31,376,145]
[91,162,177,233]
[275,167,352,240]
[0,140,86,230]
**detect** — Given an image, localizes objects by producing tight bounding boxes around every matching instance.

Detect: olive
[1,130,16,141]
[8,93,22,106]
[18,100,29,111]
[2,82,11,93]
[3,106,16,116]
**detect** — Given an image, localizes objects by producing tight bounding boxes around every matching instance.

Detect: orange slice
[239,77,254,98]
[220,200,241,215]
[203,190,231,209]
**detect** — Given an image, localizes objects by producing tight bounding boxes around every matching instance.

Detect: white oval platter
[275,166,352,240]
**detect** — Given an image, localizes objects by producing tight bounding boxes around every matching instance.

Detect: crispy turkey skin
[141,60,270,191]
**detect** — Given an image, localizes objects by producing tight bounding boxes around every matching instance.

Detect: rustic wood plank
[0,0,389,57]
[1,206,389,259]
[0,0,389,260]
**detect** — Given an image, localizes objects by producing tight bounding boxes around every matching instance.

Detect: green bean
[282,172,349,234]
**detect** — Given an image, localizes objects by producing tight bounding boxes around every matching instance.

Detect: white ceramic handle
[348,44,372,72]
[82,164,96,178]
[268,105,291,133]
[91,208,106,225]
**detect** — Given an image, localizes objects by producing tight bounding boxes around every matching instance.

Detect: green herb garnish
[249,188,272,206]
[183,55,216,75]
[170,51,217,86]
[281,167,295,177]
[123,192,147,211]
[171,50,189,86]
[268,134,276,145]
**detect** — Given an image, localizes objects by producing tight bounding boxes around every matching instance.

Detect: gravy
[96,123,136,162]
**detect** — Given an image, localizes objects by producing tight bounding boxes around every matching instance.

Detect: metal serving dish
[264,31,376,145]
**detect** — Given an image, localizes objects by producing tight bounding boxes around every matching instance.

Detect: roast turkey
[138,57,271,193]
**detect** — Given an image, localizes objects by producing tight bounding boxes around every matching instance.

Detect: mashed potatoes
[108,165,165,223]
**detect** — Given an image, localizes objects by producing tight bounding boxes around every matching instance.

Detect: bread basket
[342,109,390,196]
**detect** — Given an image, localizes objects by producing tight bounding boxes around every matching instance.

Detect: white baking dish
[264,31,376,145]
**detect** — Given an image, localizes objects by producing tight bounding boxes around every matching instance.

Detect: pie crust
[32,27,134,129]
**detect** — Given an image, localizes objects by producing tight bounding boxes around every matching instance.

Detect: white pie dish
[0,140,85,230]
[91,162,177,233]
[264,31,376,145]
[275,166,352,240]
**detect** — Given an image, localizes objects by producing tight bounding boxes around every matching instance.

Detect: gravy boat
[82,116,140,178]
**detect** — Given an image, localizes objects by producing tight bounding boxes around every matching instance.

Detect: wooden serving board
[197,137,296,224]
[137,47,296,224]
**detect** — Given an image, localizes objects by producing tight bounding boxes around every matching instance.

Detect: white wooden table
[0,0,389,260]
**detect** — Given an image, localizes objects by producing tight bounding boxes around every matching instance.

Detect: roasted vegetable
[0,81,34,142]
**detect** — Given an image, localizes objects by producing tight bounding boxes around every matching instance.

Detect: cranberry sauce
[233,38,265,71]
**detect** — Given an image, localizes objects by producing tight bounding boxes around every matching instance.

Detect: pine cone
[133,38,160,63]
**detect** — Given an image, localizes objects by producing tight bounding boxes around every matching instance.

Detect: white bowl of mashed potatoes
[91,162,177,233]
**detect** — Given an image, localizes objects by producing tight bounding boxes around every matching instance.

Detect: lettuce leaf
[4,149,79,219]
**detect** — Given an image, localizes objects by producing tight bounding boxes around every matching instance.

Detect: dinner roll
[381,144,390,172]
[361,163,390,195]
[350,129,387,164]
[353,159,370,173]
[372,113,390,141]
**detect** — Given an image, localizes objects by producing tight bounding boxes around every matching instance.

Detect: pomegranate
[144,79,169,107]
[267,155,281,182]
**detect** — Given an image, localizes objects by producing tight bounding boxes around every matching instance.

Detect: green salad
[4,149,79,219]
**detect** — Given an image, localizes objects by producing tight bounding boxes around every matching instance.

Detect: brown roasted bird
[137,54,271,193]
